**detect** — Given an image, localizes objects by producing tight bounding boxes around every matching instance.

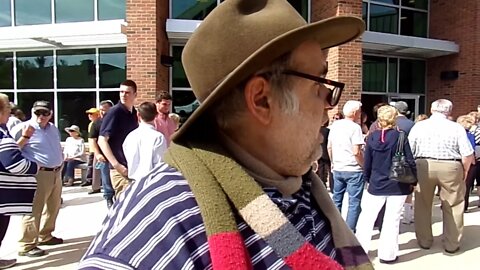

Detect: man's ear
[243,76,273,125]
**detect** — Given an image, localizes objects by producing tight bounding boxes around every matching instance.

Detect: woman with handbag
[355,105,417,264]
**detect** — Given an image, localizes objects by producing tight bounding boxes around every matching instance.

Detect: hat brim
[65,128,81,135]
[34,107,50,112]
[172,16,364,142]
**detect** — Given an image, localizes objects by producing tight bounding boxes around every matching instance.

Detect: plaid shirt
[408,113,473,159]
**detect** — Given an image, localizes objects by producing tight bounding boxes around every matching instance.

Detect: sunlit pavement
[1,186,479,269]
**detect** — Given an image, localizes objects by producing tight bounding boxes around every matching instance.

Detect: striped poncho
[0,125,38,215]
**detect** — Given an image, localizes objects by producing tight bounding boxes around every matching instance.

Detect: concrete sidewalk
[0,187,479,269]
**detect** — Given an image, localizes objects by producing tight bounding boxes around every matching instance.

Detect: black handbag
[389,131,418,184]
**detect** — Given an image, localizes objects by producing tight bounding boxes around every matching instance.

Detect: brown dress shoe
[39,236,63,246]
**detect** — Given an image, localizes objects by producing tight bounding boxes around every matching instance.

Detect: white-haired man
[409,99,474,254]
[328,100,364,232]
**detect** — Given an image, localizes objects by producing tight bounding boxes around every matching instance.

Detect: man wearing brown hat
[79,1,372,269]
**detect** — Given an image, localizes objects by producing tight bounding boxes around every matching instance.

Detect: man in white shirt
[328,100,365,232]
[123,102,167,181]
[409,99,474,254]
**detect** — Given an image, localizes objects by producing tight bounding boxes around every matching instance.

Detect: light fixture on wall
[440,70,459,81]
[160,55,174,67]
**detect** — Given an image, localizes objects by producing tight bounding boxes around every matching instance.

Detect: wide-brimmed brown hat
[172,0,365,141]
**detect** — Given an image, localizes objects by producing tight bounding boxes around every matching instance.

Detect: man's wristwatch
[22,135,31,139]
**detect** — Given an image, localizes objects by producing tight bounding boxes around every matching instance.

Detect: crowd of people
[0,0,478,269]
[321,98,479,263]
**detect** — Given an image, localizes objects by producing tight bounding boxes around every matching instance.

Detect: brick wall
[312,0,363,116]
[427,0,480,117]
[126,0,170,104]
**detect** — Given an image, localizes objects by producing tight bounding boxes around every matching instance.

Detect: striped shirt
[409,113,474,159]
[0,125,38,215]
[79,164,338,270]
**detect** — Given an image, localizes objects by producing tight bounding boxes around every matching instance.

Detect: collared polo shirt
[11,120,63,168]
[99,102,138,168]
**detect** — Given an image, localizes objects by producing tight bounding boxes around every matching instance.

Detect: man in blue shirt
[11,101,64,257]
[98,80,138,199]
[391,101,414,135]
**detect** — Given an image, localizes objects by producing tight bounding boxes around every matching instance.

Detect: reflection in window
[57,92,96,140]
[99,48,126,88]
[0,53,13,89]
[362,2,368,30]
[15,0,51,25]
[55,0,94,23]
[100,91,120,105]
[400,9,427,37]
[172,0,216,20]
[98,0,126,20]
[172,90,197,124]
[0,0,11,27]
[363,56,387,92]
[370,4,398,34]
[399,59,425,94]
[388,58,397,93]
[372,0,400,4]
[287,0,308,20]
[401,0,428,10]
[17,92,54,120]
[17,51,54,89]
[57,49,96,88]
[172,46,190,88]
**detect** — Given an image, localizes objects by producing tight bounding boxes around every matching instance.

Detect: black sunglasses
[34,110,51,117]
[282,70,345,106]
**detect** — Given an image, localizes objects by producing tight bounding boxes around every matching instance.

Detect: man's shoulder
[82,164,204,267]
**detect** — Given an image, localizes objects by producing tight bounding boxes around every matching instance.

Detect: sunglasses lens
[329,87,342,106]
[35,111,50,117]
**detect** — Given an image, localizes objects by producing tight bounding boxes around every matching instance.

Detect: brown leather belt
[40,166,62,172]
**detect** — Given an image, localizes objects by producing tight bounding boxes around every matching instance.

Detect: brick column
[427,0,480,116]
[126,0,170,104]
[312,0,363,114]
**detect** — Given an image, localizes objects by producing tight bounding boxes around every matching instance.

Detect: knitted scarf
[164,139,373,270]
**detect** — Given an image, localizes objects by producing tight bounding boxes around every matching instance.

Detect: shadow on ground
[13,236,93,270]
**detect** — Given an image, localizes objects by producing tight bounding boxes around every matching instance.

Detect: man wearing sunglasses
[10,100,63,257]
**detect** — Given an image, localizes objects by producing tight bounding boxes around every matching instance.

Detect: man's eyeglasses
[34,110,51,117]
[282,70,345,107]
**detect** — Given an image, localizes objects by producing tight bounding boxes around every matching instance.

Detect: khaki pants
[91,156,101,190]
[110,169,130,199]
[414,159,465,251]
[19,170,62,252]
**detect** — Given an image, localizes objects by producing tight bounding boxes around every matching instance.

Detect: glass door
[388,95,419,120]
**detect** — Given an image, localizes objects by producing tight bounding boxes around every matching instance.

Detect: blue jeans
[99,162,114,200]
[62,160,84,180]
[332,171,365,232]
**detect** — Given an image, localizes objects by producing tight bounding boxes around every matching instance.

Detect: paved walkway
[0,186,479,269]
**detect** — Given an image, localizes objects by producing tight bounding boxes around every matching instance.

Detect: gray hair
[342,100,362,117]
[213,53,298,131]
[431,99,453,115]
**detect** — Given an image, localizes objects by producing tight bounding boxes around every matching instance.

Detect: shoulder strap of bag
[396,131,406,156]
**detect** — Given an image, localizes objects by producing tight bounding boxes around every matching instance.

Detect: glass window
[17,92,54,120]
[2,92,14,103]
[369,4,398,34]
[57,92,96,140]
[362,56,387,92]
[15,0,51,25]
[172,0,217,20]
[172,46,190,88]
[100,91,120,105]
[0,53,13,89]
[0,0,11,27]
[371,0,400,4]
[172,90,197,124]
[55,0,94,23]
[399,59,425,94]
[17,51,54,89]
[401,0,428,10]
[287,0,308,21]
[388,58,397,92]
[57,49,96,88]
[400,9,427,37]
[99,48,126,88]
[362,2,368,30]
[98,0,125,20]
